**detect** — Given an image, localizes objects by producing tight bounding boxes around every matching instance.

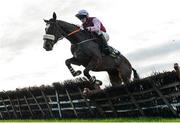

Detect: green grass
[0,118,180,122]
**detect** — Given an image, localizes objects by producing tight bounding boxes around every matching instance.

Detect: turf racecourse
[0,118,180,122]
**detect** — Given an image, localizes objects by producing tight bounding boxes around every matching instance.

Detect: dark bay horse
[43,12,139,88]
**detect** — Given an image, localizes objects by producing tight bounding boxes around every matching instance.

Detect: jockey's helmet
[75,10,89,20]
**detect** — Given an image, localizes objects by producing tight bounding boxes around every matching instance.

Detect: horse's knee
[65,59,70,66]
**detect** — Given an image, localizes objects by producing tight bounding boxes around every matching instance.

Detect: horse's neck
[57,20,77,34]
[57,20,92,44]
[57,20,80,44]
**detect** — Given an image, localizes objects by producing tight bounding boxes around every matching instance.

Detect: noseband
[43,34,55,41]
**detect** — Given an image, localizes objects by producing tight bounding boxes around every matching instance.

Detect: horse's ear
[44,19,49,23]
[53,12,57,20]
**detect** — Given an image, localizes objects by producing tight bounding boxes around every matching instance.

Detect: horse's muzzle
[44,45,53,51]
[43,40,53,51]
[45,47,52,51]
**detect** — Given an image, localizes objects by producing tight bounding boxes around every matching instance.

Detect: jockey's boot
[99,34,110,55]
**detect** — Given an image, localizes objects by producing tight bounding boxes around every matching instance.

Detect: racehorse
[43,12,139,89]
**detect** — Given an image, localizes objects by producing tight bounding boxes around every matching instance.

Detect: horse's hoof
[72,70,81,77]
[95,80,102,85]
[75,70,81,76]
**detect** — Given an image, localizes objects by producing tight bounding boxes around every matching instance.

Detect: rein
[67,28,81,37]
[65,27,97,45]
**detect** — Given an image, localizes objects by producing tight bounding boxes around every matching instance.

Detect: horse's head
[43,12,64,51]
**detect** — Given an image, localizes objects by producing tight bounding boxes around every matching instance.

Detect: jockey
[75,9,111,55]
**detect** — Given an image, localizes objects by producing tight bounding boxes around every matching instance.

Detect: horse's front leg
[65,57,82,77]
[83,56,102,84]
[82,57,103,96]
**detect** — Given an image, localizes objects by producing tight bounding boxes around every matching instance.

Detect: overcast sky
[0,0,180,91]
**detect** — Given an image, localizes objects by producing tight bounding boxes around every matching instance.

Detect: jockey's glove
[76,24,84,30]
[86,27,92,31]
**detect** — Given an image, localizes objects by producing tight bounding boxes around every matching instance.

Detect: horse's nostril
[43,43,53,51]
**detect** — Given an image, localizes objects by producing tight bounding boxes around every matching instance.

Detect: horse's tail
[132,68,140,80]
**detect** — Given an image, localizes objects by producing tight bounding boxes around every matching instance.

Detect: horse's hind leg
[65,57,82,77]
[118,67,131,85]
[118,72,130,84]
[108,70,123,86]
